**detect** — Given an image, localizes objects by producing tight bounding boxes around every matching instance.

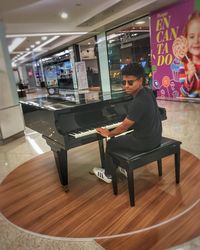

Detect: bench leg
[127,169,135,207]
[111,161,118,195]
[157,159,162,176]
[175,149,180,184]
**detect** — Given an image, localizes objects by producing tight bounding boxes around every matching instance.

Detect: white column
[0,22,24,142]
[97,32,111,96]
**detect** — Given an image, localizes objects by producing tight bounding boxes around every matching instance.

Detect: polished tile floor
[0,96,200,249]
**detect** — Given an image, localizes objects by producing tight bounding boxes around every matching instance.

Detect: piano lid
[19,90,132,111]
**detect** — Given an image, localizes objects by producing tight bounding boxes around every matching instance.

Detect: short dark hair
[121,63,145,79]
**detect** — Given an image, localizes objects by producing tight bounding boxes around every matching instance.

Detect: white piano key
[69,121,122,138]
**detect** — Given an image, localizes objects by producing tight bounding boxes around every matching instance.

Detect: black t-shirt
[127,87,162,149]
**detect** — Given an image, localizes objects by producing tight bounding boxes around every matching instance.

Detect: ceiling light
[35,41,41,45]
[30,44,35,48]
[26,48,30,51]
[135,21,145,25]
[14,36,59,64]
[60,12,68,19]
[41,36,47,41]
[6,32,89,38]
[8,37,26,53]
[32,36,60,51]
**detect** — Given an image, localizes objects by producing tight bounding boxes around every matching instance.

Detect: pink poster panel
[150,0,200,98]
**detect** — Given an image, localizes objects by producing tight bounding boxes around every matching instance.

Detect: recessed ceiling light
[60,12,68,19]
[41,36,47,41]
[26,48,30,51]
[35,41,41,45]
[30,44,35,48]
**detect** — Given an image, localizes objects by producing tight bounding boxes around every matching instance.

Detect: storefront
[106,16,151,93]
[42,49,73,89]
[78,37,101,89]
[106,0,199,100]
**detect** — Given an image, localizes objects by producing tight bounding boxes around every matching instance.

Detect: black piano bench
[109,137,182,207]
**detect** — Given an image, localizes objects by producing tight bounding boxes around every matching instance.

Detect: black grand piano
[20,90,166,191]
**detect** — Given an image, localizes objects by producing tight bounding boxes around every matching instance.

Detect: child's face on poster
[187,19,200,57]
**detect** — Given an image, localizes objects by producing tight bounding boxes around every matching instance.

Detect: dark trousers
[104,133,142,176]
[104,132,161,176]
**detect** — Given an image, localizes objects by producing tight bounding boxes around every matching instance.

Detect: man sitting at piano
[93,63,162,183]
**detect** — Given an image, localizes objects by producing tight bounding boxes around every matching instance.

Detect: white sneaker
[118,166,127,178]
[93,167,112,184]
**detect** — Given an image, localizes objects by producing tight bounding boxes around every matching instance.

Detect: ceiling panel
[0,0,180,66]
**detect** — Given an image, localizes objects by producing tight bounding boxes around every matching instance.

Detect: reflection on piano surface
[20,90,166,191]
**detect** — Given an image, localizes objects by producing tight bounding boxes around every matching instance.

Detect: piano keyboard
[69,122,122,138]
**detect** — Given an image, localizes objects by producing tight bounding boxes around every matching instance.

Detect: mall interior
[0,0,200,249]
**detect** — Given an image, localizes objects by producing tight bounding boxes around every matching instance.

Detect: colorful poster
[150,0,200,98]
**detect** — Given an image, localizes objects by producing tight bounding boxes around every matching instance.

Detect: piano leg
[42,136,69,191]
[53,149,69,192]
[98,139,106,169]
